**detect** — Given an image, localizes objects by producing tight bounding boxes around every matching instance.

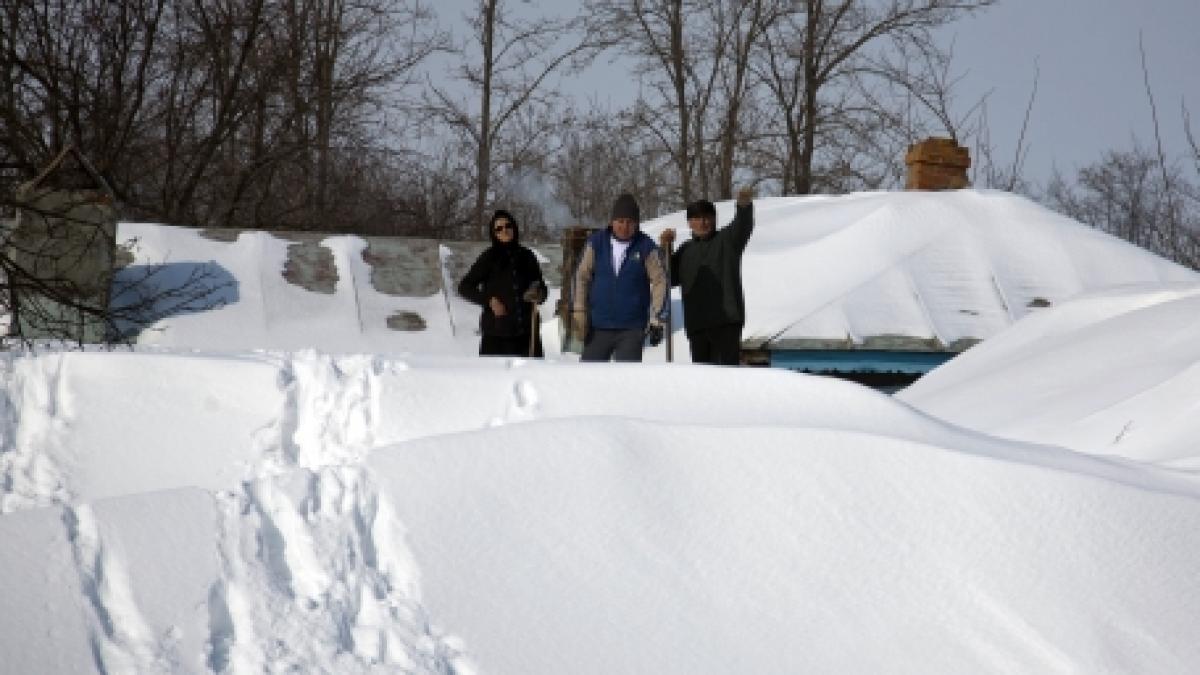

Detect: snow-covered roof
[642,189,1200,352]
[114,226,562,354]
[114,189,1198,358]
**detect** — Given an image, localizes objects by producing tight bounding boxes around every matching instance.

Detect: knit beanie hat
[610,192,640,223]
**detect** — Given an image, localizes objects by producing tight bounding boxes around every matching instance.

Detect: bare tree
[549,105,675,227]
[277,0,442,229]
[1042,38,1200,271]
[754,0,994,195]
[1186,103,1200,174]
[425,0,586,236]
[1184,105,1200,237]
[877,40,1041,193]
[1138,33,1181,256]
[1045,146,1200,268]
[0,0,168,190]
[584,0,734,203]
[0,0,442,233]
[710,0,786,199]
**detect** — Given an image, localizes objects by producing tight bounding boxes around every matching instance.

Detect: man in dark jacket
[659,188,754,365]
[458,209,548,357]
[571,192,669,362]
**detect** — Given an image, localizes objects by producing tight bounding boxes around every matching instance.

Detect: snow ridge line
[0,351,71,514]
[62,502,165,674]
[206,351,470,673]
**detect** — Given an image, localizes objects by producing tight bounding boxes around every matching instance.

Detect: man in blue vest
[570,192,669,362]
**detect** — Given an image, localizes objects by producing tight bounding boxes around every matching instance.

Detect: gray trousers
[581,328,645,362]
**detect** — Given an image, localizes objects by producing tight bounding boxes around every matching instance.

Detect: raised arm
[726,187,755,252]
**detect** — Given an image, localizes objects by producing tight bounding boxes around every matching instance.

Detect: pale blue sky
[943,0,1200,183]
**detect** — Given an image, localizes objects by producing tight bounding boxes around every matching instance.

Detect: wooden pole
[665,241,674,363]
[529,305,538,357]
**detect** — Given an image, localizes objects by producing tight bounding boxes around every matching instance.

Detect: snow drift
[3,349,1200,673]
[899,283,1200,468]
[3,189,1200,673]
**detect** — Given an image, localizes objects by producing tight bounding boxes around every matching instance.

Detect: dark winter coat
[458,211,547,338]
[670,202,754,334]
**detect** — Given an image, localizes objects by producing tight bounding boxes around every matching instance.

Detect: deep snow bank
[0,350,471,673]
[372,417,1200,674]
[3,349,1200,673]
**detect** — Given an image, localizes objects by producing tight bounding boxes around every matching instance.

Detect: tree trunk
[475,0,496,237]
[669,0,691,203]
[314,0,341,230]
[796,0,820,195]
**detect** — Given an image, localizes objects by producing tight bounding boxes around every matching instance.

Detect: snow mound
[899,284,1200,467]
[373,416,1200,673]
[4,349,1200,672]
[0,350,472,673]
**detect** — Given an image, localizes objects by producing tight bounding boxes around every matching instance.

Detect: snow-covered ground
[3,190,1200,673]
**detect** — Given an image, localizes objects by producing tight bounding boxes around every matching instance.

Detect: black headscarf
[488,209,520,247]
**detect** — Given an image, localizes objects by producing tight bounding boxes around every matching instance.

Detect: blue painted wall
[768,350,954,375]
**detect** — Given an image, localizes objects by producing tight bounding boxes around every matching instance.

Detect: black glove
[647,323,664,347]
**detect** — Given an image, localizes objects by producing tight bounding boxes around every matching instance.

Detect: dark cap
[685,199,716,219]
[610,192,640,223]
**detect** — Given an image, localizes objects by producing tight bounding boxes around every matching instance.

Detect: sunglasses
[493,223,514,233]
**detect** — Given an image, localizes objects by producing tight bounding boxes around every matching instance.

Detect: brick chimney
[905,137,970,190]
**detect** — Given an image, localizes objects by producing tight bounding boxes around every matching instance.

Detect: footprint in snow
[511,379,539,415]
[488,379,540,428]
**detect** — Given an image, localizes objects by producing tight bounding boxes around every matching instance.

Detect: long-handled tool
[664,241,674,363]
[527,281,544,357]
[529,305,539,357]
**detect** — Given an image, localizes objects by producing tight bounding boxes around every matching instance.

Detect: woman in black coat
[458,209,548,357]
